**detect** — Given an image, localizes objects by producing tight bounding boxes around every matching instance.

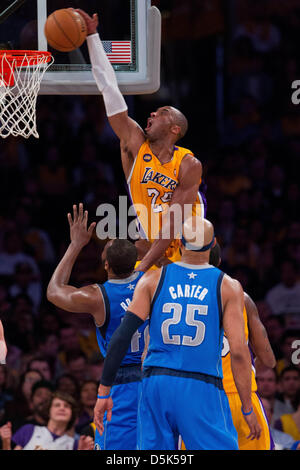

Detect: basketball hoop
[0,50,54,138]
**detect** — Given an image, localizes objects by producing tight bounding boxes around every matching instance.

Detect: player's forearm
[230,349,253,412]
[86,33,128,117]
[137,209,180,270]
[249,325,276,369]
[100,311,144,386]
[47,242,81,298]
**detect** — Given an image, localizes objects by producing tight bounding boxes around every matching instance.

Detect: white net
[0,51,54,139]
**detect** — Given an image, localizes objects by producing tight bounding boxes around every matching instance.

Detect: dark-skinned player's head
[101,239,138,277]
[145,106,188,143]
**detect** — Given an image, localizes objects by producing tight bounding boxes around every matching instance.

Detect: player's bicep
[48,285,99,314]
[170,156,202,208]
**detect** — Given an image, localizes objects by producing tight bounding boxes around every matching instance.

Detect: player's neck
[180,252,210,265]
[149,140,176,164]
[107,271,134,280]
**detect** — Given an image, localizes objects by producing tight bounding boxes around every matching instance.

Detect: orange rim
[0,50,52,65]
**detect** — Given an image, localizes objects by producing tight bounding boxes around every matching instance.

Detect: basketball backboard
[0,0,161,95]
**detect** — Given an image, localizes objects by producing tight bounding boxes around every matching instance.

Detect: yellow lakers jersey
[222,306,257,393]
[127,141,204,261]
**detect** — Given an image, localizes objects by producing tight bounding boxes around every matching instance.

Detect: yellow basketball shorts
[226,392,274,450]
[180,391,273,451]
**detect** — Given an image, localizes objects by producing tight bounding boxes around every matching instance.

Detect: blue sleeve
[100,311,145,386]
[12,424,35,448]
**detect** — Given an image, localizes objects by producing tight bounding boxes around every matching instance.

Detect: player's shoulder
[179,151,202,175]
[137,268,162,285]
[222,273,244,296]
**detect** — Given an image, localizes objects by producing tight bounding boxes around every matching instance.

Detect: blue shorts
[94,364,142,450]
[137,367,239,450]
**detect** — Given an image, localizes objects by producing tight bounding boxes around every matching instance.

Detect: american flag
[102,41,132,63]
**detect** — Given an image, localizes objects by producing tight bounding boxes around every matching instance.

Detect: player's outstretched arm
[136,156,202,272]
[222,276,261,441]
[244,293,276,369]
[75,9,145,153]
[0,320,7,365]
[47,204,104,324]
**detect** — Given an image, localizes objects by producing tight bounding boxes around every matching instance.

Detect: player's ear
[170,124,181,138]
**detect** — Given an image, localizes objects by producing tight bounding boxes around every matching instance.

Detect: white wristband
[87,33,128,117]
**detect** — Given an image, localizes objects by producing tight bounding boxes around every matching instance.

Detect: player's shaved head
[182,217,214,251]
[168,106,188,140]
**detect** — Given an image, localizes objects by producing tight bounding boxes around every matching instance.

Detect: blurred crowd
[0,0,300,450]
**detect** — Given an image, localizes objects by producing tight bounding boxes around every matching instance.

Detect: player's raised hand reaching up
[68,203,96,249]
[74,9,98,35]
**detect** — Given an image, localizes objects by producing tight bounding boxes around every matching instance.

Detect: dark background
[0,0,300,441]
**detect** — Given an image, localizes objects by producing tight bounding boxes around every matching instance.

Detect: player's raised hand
[68,203,96,249]
[94,396,113,435]
[74,9,99,35]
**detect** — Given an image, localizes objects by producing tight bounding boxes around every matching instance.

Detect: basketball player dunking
[76,9,206,272]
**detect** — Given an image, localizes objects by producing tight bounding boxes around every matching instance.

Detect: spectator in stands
[86,352,104,383]
[276,330,300,375]
[274,389,300,442]
[21,380,54,427]
[263,315,285,360]
[277,366,300,412]
[75,380,98,433]
[27,356,53,384]
[37,333,64,380]
[0,229,40,278]
[0,392,94,450]
[57,325,83,370]
[261,397,300,450]
[265,259,300,316]
[9,262,42,314]
[256,366,294,424]
[55,374,80,402]
[65,351,89,386]
[36,310,62,337]
[6,295,37,356]
[3,369,43,432]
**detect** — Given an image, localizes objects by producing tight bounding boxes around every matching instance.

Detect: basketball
[44,9,87,52]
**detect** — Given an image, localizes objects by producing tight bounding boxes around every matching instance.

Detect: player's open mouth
[145,118,152,131]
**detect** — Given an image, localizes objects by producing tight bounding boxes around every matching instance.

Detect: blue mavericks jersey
[143,262,224,378]
[96,271,148,365]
